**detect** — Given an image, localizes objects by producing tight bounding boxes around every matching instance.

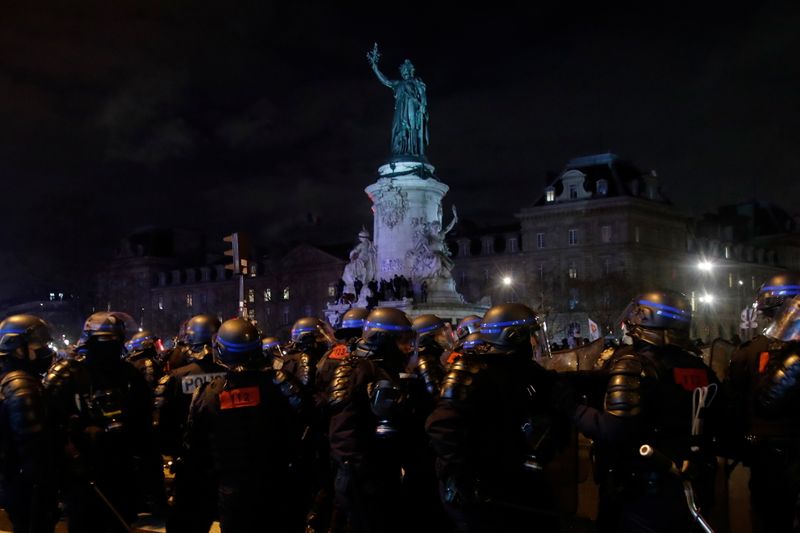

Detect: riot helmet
[291,317,334,351]
[335,308,370,340]
[460,332,487,353]
[620,291,692,348]
[261,336,282,360]
[757,272,800,319]
[76,312,127,363]
[413,314,455,353]
[764,295,800,342]
[357,307,414,358]
[455,315,482,341]
[0,314,55,372]
[214,318,262,371]
[125,330,157,354]
[480,303,550,358]
[185,314,221,360]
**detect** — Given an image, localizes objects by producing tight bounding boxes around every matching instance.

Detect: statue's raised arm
[367,43,393,88]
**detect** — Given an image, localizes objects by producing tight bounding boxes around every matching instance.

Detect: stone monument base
[325,297,488,327]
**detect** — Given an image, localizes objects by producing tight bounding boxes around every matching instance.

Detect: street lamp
[697,260,713,272]
[502,276,513,286]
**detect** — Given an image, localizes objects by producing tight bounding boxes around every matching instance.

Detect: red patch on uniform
[219,387,261,410]
[446,352,461,364]
[329,345,350,360]
[758,352,770,374]
[673,368,709,392]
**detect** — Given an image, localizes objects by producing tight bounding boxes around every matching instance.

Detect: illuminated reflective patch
[673,368,709,391]
[758,352,770,374]
[181,372,226,394]
[446,352,461,364]
[219,386,260,410]
[329,345,350,360]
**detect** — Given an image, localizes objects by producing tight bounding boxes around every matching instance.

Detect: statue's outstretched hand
[367,43,381,65]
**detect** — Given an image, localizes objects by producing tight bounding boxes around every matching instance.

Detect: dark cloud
[1,1,799,301]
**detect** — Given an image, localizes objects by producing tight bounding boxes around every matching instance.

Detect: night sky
[2,2,799,302]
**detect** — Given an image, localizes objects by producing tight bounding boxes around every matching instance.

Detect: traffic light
[223,232,252,275]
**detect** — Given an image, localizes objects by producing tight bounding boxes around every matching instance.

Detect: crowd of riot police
[1,272,800,532]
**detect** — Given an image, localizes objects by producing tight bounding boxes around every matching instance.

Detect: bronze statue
[367,43,429,160]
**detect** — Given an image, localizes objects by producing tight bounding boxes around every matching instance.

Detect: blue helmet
[214,318,262,370]
[621,291,692,347]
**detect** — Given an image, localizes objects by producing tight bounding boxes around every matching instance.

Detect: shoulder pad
[0,370,40,398]
[604,354,643,418]
[416,355,445,396]
[328,359,358,408]
[43,358,82,392]
[272,369,304,412]
[1,371,46,435]
[440,359,485,403]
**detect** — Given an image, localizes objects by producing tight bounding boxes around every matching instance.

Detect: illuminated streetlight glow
[738,280,744,286]
[699,293,714,304]
[697,260,713,272]
[502,276,512,286]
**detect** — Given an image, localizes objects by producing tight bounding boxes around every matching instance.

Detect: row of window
[535,226,614,249]
[155,287,292,311]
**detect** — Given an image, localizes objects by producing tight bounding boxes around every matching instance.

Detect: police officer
[298,308,370,533]
[726,271,800,533]
[426,303,560,533]
[154,313,225,458]
[153,313,225,532]
[44,312,154,532]
[261,336,282,368]
[183,318,304,532]
[281,316,335,392]
[411,314,451,399]
[328,307,420,533]
[124,329,164,388]
[567,291,720,532]
[0,315,59,533]
[454,315,481,345]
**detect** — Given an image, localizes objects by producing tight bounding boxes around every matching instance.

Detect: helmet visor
[765,296,800,342]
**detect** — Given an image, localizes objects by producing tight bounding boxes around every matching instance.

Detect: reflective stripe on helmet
[217,337,261,352]
[638,300,691,322]
[364,320,412,332]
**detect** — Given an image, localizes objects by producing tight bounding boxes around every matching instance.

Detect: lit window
[247,288,255,303]
[568,262,578,279]
[724,246,730,259]
[728,273,734,288]
[158,296,164,310]
[248,308,255,320]
[537,233,545,249]
[283,287,290,301]
[597,179,608,196]
[264,289,272,302]
[545,187,555,203]
[49,292,55,301]
[328,284,336,297]
[601,225,611,243]
[568,229,578,246]
[186,293,193,307]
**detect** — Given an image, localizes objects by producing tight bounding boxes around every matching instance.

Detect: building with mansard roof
[450,153,797,344]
